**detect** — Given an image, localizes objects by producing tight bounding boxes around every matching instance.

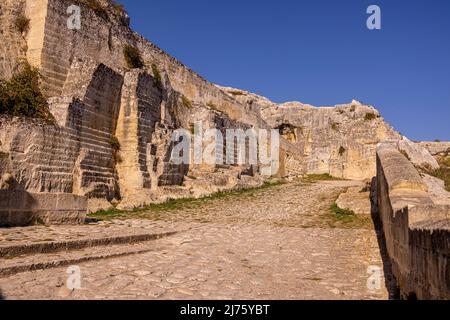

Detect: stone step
[0,228,178,259]
[0,241,164,277]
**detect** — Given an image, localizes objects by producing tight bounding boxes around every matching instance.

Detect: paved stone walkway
[0,181,390,300]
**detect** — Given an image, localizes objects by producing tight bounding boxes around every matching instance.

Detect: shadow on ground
[370,178,401,300]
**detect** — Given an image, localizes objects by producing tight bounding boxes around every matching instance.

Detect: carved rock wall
[0,0,27,80]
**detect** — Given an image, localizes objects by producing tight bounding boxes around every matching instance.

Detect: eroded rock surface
[219,87,401,180]
[0,0,272,218]
[0,0,443,226]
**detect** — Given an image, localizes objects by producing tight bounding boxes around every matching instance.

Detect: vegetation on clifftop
[228,90,244,96]
[364,112,378,121]
[78,0,108,18]
[112,1,126,14]
[123,45,144,69]
[0,62,53,121]
[76,0,127,22]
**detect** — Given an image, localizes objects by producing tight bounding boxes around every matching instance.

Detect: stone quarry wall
[0,0,27,80]
[1,0,283,223]
[24,0,265,128]
[376,143,450,299]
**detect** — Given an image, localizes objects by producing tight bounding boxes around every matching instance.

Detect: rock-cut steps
[0,222,185,277]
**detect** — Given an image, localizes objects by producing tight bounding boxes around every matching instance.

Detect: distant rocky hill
[0,0,442,224]
[219,86,441,179]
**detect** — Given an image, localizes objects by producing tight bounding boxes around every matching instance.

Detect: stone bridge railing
[376,143,450,299]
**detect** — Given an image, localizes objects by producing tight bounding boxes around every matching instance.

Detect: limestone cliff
[0,0,275,219]
[0,0,439,225]
[219,86,402,180]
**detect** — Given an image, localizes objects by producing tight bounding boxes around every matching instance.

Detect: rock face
[397,137,439,170]
[0,0,438,225]
[0,0,27,80]
[419,141,450,158]
[220,87,401,180]
[0,0,278,220]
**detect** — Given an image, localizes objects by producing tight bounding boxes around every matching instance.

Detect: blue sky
[120,0,450,141]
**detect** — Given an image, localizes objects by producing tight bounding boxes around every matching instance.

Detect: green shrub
[331,122,339,131]
[0,62,53,121]
[109,136,121,151]
[440,156,450,168]
[78,0,107,17]
[151,63,162,85]
[424,156,450,192]
[181,96,192,109]
[330,203,356,216]
[123,45,144,69]
[112,1,125,14]
[206,101,220,112]
[428,167,450,192]
[229,90,244,96]
[76,0,102,17]
[109,136,122,164]
[350,105,356,112]
[14,14,30,34]
[364,112,377,121]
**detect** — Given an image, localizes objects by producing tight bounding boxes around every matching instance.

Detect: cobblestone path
[0,181,390,300]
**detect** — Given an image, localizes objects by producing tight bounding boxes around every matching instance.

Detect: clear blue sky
[120,0,450,141]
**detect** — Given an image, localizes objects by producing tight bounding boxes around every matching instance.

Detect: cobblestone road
[0,181,390,300]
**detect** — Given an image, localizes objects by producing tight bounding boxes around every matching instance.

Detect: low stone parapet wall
[376,143,450,299]
[0,191,87,226]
